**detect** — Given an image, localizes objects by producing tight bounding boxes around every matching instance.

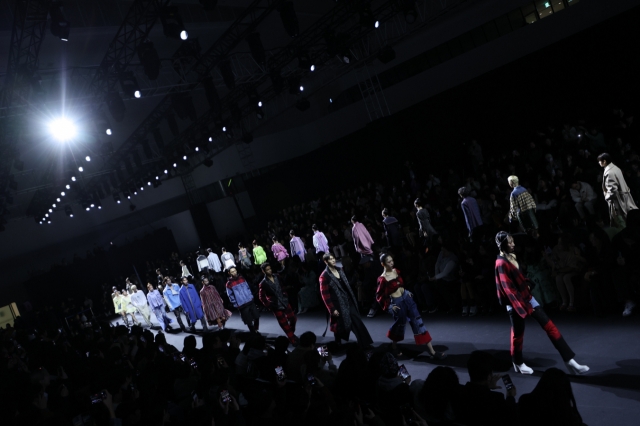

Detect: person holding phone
[259,263,299,345]
[376,253,446,359]
[495,231,589,375]
[319,254,373,349]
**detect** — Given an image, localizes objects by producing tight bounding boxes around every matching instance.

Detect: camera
[317,345,329,357]
[90,391,106,405]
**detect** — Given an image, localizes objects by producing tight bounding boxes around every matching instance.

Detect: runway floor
[111,307,640,426]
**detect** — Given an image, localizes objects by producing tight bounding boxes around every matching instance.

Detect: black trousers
[238,302,260,332]
[337,302,373,348]
[171,306,190,330]
[508,307,575,365]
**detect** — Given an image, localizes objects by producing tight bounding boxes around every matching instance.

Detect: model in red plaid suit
[258,263,299,345]
[495,232,589,375]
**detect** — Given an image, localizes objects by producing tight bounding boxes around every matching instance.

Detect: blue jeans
[388,291,431,345]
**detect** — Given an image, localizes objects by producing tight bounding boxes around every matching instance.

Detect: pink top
[271,242,289,262]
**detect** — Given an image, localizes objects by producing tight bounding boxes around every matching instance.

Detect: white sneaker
[565,359,590,375]
[623,301,636,317]
[513,362,534,374]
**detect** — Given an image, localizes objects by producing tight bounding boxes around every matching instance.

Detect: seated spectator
[570,180,598,220]
[286,331,316,382]
[454,350,517,426]
[546,234,586,312]
[416,366,461,425]
[518,368,585,426]
[376,353,412,426]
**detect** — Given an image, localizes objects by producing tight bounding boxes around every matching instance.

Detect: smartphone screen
[220,390,231,403]
[398,364,409,380]
[307,374,317,386]
[90,391,105,404]
[158,345,164,353]
[316,345,328,357]
[190,359,198,369]
[275,366,285,381]
[502,374,514,390]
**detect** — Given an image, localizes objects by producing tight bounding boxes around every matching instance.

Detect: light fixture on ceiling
[48,117,77,142]
[160,6,188,40]
[49,1,70,41]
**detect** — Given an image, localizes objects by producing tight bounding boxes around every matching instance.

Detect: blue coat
[179,284,204,322]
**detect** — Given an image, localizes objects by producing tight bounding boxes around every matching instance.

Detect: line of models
[116,232,591,376]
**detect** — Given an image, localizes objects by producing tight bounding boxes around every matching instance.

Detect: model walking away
[220,248,236,272]
[259,263,299,345]
[252,241,267,266]
[271,236,289,271]
[225,267,260,333]
[289,230,306,262]
[598,152,638,228]
[238,243,253,269]
[376,253,446,359]
[507,176,539,238]
[495,231,589,375]
[206,248,222,273]
[319,254,374,349]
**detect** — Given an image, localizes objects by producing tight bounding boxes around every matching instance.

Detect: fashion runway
[110,309,640,426]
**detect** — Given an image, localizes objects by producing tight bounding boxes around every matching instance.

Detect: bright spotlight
[71,176,76,182]
[85,156,91,162]
[106,128,112,136]
[164,169,168,174]
[134,90,141,98]
[66,185,70,189]
[195,147,199,152]
[56,198,61,202]
[61,191,65,196]
[45,213,49,217]
[183,155,187,160]
[258,101,263,107]
[49,209,52,213]
[208,137,213,142]
[180,30,188,40]
[90,203,95,208]
[173,163,177,168]
[78,166,84,172]
[222,126,227,132]
[52,204,56,208]
[300,85,304,92]
[48,117,77,142]
[310,65,315,71]
[375,20,380,28]
[70,214,74,217]
[86,207,90,211]
[147,181,152,186]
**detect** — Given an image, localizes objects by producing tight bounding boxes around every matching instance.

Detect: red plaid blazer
[495,256,534,319]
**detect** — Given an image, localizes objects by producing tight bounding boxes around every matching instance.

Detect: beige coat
[602,163,638,218]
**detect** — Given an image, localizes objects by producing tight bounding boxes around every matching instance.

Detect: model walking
[253,240,267,266]
[598,153,638,228]
[271,236,289,271]
[120,290,141,326]
[200,277,231,330]
[259,263,298,345]
[238,243,252,269]
[130,285,153,327]
[146,283,172,331]
[226,267,260,333]
[319,254,373,348]
[495,231,589,375]
[376,253,446,359]
[162,277,190,332]
[179,277,209,333]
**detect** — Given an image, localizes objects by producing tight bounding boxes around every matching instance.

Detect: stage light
[278,1,299,38]
[65,185,70,189]
[199,0,218,11]
[173,163,177,168]
[119,71,141,99]
[90,203,95,208]
[258,101,263,107]
[45,213,49,217]
[138,40,161,80]
[195,147,199,152]
[86,207,90,211]
[52,204,56,208]
[39,221,42,224]
[114,193,121,204]
[219,60,235,89]
[124,190,131,199]
[65,205,73,217]
[296,98,310,111]
[375,20,380,28]
[78,166,83,172]
[106,129,112,135]
[61,191,66,196]
[49,1,70,41]
[164,169,168,174]
[208,137,213,142]
[71,176,76,181]
[160,6,188,40]
[300,85,304,92]
[57,198,61,202]
[329,98,333,103]
[47,221,51,224]
[49,209,53,213]
[246,33,266,65]
[222,126,227,132]
[85,156,91,162]
[183,155,187,161]
[107,92,126,122]
[147,181,152,186]
[48,117,77,142]
[310,64,315,72]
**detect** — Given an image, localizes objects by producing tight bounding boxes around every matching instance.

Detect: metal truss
[84,0,165,102]
[83,0,283,195]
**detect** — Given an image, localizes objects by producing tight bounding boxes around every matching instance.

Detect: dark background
[245,5,640,220]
